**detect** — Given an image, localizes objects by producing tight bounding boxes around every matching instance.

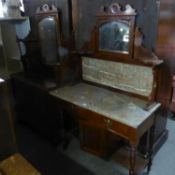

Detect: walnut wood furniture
[50,3,166,175]
[19,4,75,85]
[51,83,160,175]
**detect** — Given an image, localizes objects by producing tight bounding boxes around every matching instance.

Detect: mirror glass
[38,17,58,64]
[99,21,129,53]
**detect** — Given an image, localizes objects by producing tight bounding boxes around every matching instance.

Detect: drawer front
[73,106,132,140]
[73,106,106,128]
[104,118,131,139]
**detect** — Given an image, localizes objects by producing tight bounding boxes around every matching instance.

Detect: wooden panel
[75,105,133,140]
[0,153,41,175]
[79,122,122,158]
[156,0,175,104]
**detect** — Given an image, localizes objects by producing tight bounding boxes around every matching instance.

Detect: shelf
[112,148,148,174]
[0,17,28,22]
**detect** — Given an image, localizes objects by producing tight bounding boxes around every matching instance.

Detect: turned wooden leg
[129,145,137,175]
[147,124,155,174]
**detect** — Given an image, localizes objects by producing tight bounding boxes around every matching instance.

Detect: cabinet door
[78,120,123,158]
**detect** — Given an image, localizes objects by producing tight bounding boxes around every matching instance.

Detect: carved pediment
[99,3,136,15]
[36,4,58,14]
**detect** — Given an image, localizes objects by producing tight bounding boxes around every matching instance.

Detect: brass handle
[104,119,112,128]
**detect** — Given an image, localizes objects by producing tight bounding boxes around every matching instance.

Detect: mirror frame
[35,4,62,64]
[93,4,136,61]
[98,20,130,54]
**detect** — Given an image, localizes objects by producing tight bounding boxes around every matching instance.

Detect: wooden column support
[147,124,155,174]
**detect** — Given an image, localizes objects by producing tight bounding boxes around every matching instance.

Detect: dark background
[23,0,159,50]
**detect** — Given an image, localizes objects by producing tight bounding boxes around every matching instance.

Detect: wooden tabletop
[50,83,160,129]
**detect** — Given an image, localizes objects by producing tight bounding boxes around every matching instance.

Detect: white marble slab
[82,57,154,97]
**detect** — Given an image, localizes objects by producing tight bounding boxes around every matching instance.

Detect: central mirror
[91,3,136,60]
[38,17,59,64]
[99,21,129,53]
[36,4,62,65]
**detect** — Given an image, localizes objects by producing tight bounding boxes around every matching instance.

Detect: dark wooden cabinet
[74,105,123,158]
[79,123,122,158]
[0,79,17,160]
[11,73,75,145]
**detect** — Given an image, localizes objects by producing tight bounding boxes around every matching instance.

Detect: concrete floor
[61,119,175,175]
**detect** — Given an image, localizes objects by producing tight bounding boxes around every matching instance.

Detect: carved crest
[36,4,58,14]
[100,3,136,15]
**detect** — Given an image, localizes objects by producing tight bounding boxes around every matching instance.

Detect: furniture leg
[129,144,137,175]
[59,109,73,150]
[147,124,155,174]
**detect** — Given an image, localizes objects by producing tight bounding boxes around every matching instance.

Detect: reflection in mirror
[38,17,58,64]
[99,21,129,53]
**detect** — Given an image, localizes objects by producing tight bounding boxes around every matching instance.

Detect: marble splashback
[82,57,154,97]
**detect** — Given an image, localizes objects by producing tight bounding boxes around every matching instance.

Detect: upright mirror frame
[35,4,62,64]
[93,3,136,60]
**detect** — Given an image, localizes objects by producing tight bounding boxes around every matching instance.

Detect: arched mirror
[93,3,136,60]
[99,20,129,53]
[36,4,62,64]
[38,17,58,64]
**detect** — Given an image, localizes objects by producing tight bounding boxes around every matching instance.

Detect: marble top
[50,83,160,129]
[82,57,154,97]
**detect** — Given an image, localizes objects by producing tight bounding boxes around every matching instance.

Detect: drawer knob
[104,119,112,128]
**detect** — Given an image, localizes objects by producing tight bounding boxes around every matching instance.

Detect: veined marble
[82,57,154,97]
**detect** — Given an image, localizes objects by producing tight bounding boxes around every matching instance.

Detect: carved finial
[124,4,136,14]
[99,3,136,15]
[36,4,58,14]
[109,3,121,14]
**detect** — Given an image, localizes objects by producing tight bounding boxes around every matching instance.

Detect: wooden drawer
[74,106,124,157]
[73,105,106,128]
[73,105,131,140]
[105,118,131,140]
